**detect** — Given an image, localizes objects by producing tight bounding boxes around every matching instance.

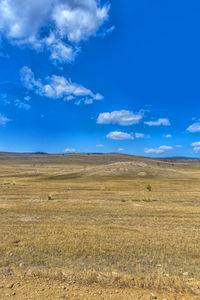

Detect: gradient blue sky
[0,0,200,156]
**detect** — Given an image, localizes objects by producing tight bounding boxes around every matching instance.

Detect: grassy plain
[0,152,200,299]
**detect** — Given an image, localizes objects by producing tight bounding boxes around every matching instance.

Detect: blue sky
[0,0,200,157]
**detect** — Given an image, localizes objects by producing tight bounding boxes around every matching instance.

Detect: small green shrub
[146,184,152,192]
[121,199,126,202]
[143,198,152,202]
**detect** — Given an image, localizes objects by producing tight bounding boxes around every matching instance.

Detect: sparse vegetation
[146,184,152,192]
[47,194,53,200]
[132,199,141,202]
[142,198,152,202]
[0,153,200,299]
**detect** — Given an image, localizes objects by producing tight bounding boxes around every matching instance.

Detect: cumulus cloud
[144,145,173,154]
[106,131,134,140]
[144,118,170,126]
[97,110,143,126]
[64,148,76,153]
[20,66,103,103]
[0,0,110,63]
[44,34,77,64]
[187,122,200,133]
[135,133,144,138]
[52,0,110,43]
[0,113,10,125]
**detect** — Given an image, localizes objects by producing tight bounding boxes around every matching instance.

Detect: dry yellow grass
[0,153,200,299]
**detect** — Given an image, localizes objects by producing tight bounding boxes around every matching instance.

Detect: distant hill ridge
[0,152,199,160]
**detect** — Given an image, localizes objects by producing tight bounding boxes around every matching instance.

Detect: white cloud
[45,34,77,64]
[96,144,104,147]
[193,147,200,153]
[144,118,171,126]
[191,142,200,153]
[135,133,144,138]
[64,148,76,153]
[118,148,124,152]
[24,96,31,101]
[159,145,173,150]
[66,95,75,101]
[0,93,7,100]
[0,93,10,104]
[94,93,104,100]
[0,0,110,63]
[15,99,31,110]
[0,113,10,125]
[175,145,183,148]
[52,1,110,43]
[0,0,49,40]
[97,25,115,38]
[164,134,172,138]
[20,67,42,90]
[145,145,173,154]
[106,131,134,140]
[144,148,164,154]
[191,142,200,147]
[20,66,103,103]
[97,110,143,126]
[187,122,200,133]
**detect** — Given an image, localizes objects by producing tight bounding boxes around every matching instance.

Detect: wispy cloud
[106,131,134,140]
[64,148,76,153]
[15,99,31,110]
[96,144,104,147]
[187,122,200,133]
[191,142,200,147]
[193,147,200,153]
[159,145,173,150]
[24,96,31,101]
[135,133,144,138]
[144,118,170,126]
[191,142,200,153]
[145,145,173,154]
[0,113,10,125]
[144,148,164,154]
[20,66,103,104]
[97,110,143,126]
[118,148,124,152]
[97,25,115,38]
[164,134,172,138]
[0,0,111,64]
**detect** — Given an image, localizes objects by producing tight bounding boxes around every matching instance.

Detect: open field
[0,152,200,299]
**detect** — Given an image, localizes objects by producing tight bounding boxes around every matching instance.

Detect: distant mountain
[162,156,200,160]
[22,152,49,155]
[0,151,199,160]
